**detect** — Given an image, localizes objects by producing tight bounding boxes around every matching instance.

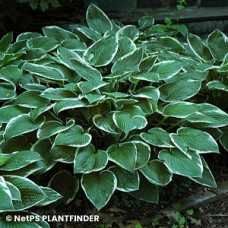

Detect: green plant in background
[0,0,75,37]
[17,0,62,11]
[172,211,186,228]
[151,218,160,227]
[0,4,228,227]
[0,0,70,11]
[150,209,199,227]
[162,0,189,36]
[171,209,201,227]
[176,0,188,10]
[164,17,188,36]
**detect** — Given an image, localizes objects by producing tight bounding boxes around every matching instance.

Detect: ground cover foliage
[0,4,228,226]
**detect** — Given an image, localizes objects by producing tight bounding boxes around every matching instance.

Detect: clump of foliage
[0,4,228,226]
[176,0,188,10]
[18,0,62,11]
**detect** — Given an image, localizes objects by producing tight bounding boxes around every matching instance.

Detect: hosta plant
[0,4,228,225]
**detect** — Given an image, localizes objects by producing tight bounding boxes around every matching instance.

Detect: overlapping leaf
[53,98,89,114]
[0,105,28,123]
[0,151,42,171]
[162,102,200,118]
[130,178,159,203]
[190,157,217,188]
[187,33,212,62]
[141,128,174,148]
[0,83,16,100]
[48,170,79,204]
[109,166,139,192]
[27,36,59,52]
[134,141,151,169]
[3,176,46,211]
[117,25,139,41]
[0,177,13,211]
[84,36,118,67]
[111,48,143,73]
[86,4,112,34]
[153,60,183,80]
[42,26,79,42]
[107,142,137,172]
[81,170,117,210]
[160,79,201,102]
[140,160,173,186]
[22,63,66,81]
[14,91,49,108]
[37,119,75,139]
[170,127,219,154]
[207,29,228,61]
[113,112,147,134]
[4,114,44,140]
[186,103,228,128]
[158,149,203,177]
[74,144,108,174]
[54,125,92,147]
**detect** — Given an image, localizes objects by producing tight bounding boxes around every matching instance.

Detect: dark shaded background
[0,0,228,37]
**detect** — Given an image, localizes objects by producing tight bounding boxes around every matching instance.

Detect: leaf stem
[166,119,186,131]
[157,116,168,126]
[132,82,138,92]
[129,81,138,92]
[48,111,64,124]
